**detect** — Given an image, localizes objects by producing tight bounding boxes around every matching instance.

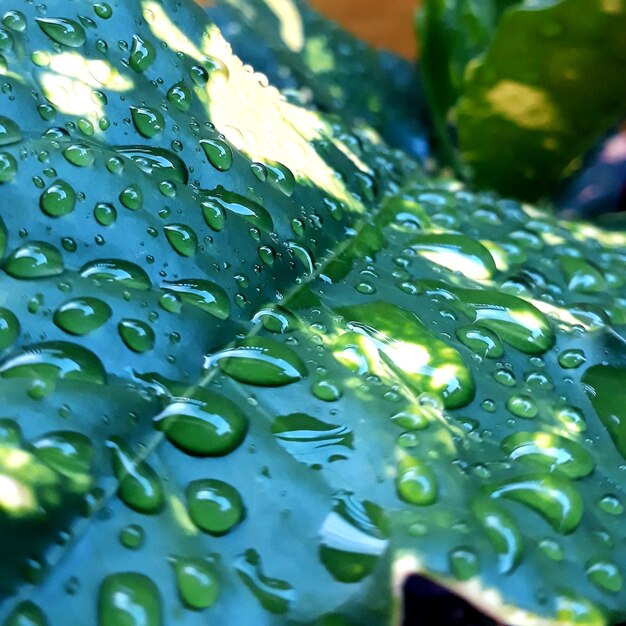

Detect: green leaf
[0,0,625,625]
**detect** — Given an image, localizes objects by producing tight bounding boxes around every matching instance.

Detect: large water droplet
[187,478,244,535]
[162,279,229,319]
[501,431,594,478]
[586,559,623,594]
[4,601,47,626]
[490,474,582,534]
[456,324,503,359]
[337,302,474,409]
[155,389,247,456]
[319,495,388,583]
[396,456,438,506]
[129,34,156,73]
[98,573,161,626]
[171,556,219,610]
[107,437,164,514]
[113,146,188,184]
[36,17,86,47]
[0,116,21,146]
[216,337,307,387]
[203,187,273,232]
[54,297,112,336]
[118,319,155,353]
[0,307,19,350]
[5,241,64,278]
[272,413,352,465]
[40,180,76,217]
[200,138,233,172]
[167,81,192,112]
[80,259,151,290]
[164,224,197,257]
[130,106,165,139]
[0,151,17,183]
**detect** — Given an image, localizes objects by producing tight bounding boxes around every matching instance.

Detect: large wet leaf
[0,1,625,625]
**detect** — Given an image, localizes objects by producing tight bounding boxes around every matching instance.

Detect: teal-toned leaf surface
[0,1,625,625]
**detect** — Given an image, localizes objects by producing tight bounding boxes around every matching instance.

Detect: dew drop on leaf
[186,478,244,535]
[98,572,161,626]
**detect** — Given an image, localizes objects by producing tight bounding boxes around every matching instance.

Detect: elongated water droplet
[171,556,219,610]
[113,146,188,184]
[155,389,247,456]
[80,259,151,290]
[561,257,606,294]
[129,34,156,73]
[5,241,64,278]
[167,81,192,111]
[130,106,165,139]
[4,601,47,626]
[319,496,388,583]
[558,348,586,369]
[216,337,307,387]
[251,305,299,334]
[187,479,244,535]
[164,224,197,257]
[471,498,522,574]
[234,549,295,614]
[501,431,594,478]
[98,573,161,626]
[203,187,273,232]
[456,324,503,359]
[410,233,496,280]
[272,413,352,465]
[264,160,295,196]
[162,279,229,319]
[107,437,164,514]
[200,138,233,172]
[40,180,76,217]
[36,17,86,47]
[491,474,582,534]
[586,559,623,594]
[94,3,113,19]
[63,144,95,168]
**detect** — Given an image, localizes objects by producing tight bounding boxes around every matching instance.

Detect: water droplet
[129,34,156,73]
[118,319,155,353]
[234,549,295,614]
[0,151,17,183]
[396,456,438,506]
[251,305,299,334]
[0,307,19,350]
[456,324,503,359]
[33,430,94,491]
[94,3,113,19]
[337,302,474,408]
[155,389,247,456]
[167,81,192,112]
[598,494,623,516]
[561,257,606,294]
[200,138,233,172]
[449,547,479,581]
[119,184,143,211]
[506,394,538,419]
[162,279,229,319]
[36,17,86,47]
[63,144,95,168]
[107,437,164,514]
[411,233,496,280]
[501,431,594,478]
[583,365,626,459]
[0,115,21,146]
[40,180,76,217]
[272,413,352,465]
[264,160,295,196]
[119,524,144,550]
[203,187,273,232]
[0,341,106,397]
[171,556,219,610]
[187,478,244,535]
[80,259,151,290]
[94,202,117,226]
[491,474,582,534]
[586,559,623,593]
[113,146,188,184]
[5,241,64,278]
[472,498,522,574]
[216,337,307,387]
[98,573,161,626]
[163,224,197,257]
[2,11,27,33]
[4,601,47,626]
[130,106,165,139]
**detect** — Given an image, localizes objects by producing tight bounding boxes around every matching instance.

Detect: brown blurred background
[311,0,418,59]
